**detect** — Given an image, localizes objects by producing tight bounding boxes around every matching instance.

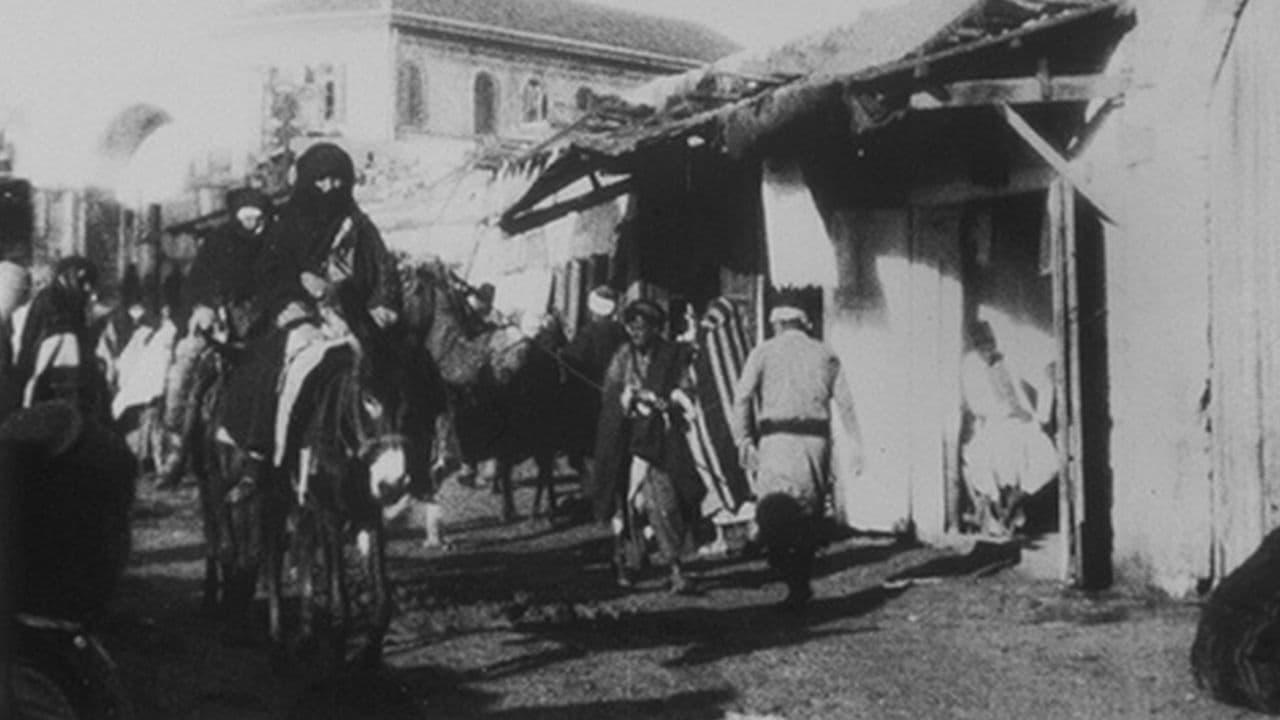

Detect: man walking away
[730,298,861,611]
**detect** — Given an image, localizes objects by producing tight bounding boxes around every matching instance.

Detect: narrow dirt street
[106,474,1264,720]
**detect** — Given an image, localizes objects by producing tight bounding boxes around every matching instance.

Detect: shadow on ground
[285,663,736,720]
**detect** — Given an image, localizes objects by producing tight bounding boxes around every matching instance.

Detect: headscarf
[51,257,96,309]
[225,186,273,219]
[227,186,273,213]
[274,143,359,271]
[35,257,97,337]
[292,142,355,221]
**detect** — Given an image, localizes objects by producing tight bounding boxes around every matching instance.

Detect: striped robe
[685,297,753,517]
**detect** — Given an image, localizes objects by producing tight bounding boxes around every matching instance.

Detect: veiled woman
[221,143,403,498]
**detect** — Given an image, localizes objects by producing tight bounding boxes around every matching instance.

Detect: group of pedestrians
[565,286,861,611]
[571,284,1060,611]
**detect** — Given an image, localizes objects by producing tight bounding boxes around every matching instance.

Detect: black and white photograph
[1,0,1277,717]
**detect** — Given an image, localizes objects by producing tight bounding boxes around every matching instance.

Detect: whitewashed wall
[1083,0,1249,595]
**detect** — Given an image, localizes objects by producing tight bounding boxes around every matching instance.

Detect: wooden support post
[1064,183,1086,586]
[1050,179,1073,584]
[1049,176,1086,585]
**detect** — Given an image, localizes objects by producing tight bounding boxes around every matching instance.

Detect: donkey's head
[306,345,410,508]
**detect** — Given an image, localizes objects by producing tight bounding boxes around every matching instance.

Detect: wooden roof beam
[499,176,632,236]
[996,102,1118,224]
[909,73,1129,110]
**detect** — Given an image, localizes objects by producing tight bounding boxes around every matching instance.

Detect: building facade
[219,0,737,173]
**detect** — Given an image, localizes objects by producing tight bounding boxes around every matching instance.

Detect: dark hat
[623,298,666,325]
[475,283,496,304]
[225,186,273,215]
[53,256,97,290]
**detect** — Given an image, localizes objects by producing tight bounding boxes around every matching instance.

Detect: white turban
[769,305,808,325]
[587,288,617,317]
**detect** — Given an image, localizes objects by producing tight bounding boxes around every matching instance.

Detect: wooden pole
[1064,184,1086,585]
[1049,178,1076,584]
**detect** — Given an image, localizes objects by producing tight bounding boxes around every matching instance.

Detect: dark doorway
[1074,198,1113,588]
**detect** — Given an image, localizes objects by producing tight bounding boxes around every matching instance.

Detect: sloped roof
[500,0,1135,233]
[727,0,1116,79]
[241,0,740,63]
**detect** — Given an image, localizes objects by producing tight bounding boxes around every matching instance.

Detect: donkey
[261,339,413,668]
[400,261,577,523]
[191,317,423,666]
[189,340,260,623]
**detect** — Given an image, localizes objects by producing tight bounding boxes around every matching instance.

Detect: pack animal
[401,261,578,522]
[192,332,416,667]
[263,342,409,667]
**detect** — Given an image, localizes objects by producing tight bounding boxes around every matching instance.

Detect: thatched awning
[499,0,1135,235]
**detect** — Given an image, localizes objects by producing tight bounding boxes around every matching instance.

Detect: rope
[520,336,737,481]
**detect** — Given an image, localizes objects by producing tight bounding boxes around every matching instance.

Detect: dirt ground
[103,473,1269,720]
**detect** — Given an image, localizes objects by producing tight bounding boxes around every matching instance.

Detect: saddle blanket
[272,322,360,467]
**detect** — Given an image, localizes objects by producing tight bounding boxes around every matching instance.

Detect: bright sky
[592,0,894,49]
[0,0,904,196]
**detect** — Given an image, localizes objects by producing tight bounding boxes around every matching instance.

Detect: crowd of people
[0,138,1065,655]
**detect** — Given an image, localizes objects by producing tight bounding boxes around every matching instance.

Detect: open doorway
[957,192,1061,543]
[954,185,1113,586]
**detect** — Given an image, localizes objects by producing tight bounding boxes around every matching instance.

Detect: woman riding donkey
[220,142,405,502]
[157,186,274,488]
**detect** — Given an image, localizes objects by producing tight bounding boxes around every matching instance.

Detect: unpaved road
[104,475,1265,720]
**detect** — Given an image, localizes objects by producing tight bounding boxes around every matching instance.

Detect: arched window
[323,80,338,121]
[575,86,595,112]
[397,62,426,128]
[522,78,547,123]
[474,72,498,135]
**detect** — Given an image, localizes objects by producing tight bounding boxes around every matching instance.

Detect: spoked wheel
[8,636,134,720]
[8,662,79,719]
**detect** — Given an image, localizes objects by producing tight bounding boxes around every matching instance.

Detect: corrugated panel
[1207,0,1280,579]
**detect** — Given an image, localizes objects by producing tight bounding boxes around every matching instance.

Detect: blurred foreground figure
[1192,527,1280,713]
[1,400,138,719]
